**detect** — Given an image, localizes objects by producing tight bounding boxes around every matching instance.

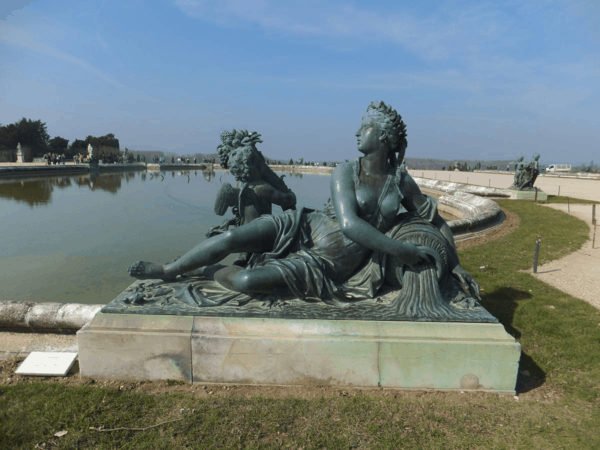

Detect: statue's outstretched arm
[331,164,434,269]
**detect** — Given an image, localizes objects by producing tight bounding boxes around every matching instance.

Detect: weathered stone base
[78,313,520,394]
[508,189,548,200]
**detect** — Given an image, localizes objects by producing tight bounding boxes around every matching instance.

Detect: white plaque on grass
[15,352,78,377]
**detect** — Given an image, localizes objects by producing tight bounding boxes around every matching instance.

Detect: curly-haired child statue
[207,129,297,239]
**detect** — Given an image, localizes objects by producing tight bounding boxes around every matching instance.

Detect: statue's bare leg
[128,219,278,280]
[183,264,228,279]
[214,265,291,296]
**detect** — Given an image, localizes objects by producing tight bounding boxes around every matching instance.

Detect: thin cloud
[172,0,522,63]
[0,0,34,20]
[249,69,483,94]
[171,0,600,102]
[97,35,109,51]
[0,21,125,88]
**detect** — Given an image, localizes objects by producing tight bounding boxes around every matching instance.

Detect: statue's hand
[396,243,441,274]
[452,265,481,301]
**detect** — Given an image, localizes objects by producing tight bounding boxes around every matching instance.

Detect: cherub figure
[207,129,296,239]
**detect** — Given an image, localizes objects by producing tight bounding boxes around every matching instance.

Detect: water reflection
[0,168,221,206]
[0,168,331,304]
[0,180,54,206]
[76,173,123,193]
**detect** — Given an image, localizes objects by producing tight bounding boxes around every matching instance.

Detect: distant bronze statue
[126,101,489,322]
[207,129,296,239]
[510,154,540,190]
[510,156,525,189]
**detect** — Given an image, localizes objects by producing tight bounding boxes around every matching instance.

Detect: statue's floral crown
[218,129,263,169]
[220,129,263,148]
[366,101,407,147]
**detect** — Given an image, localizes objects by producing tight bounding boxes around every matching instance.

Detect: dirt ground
[531,203,600,310]
[0,355,561,404]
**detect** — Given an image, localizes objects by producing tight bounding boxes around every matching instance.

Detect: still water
[1,170,456,305]
[1,170,331,305]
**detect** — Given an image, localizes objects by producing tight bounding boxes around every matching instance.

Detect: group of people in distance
[173,157,197,164]
[43,153,66,165]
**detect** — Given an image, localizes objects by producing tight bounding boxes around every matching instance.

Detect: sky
[1,0,599,165]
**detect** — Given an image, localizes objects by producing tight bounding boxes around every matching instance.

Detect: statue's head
[228,146,263,183]
[517,156,524,162]
[217,129,263,170]
[363,101,407,166]
[533,153,540,161]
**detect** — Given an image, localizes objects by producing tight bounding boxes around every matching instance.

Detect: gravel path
[532,204,600,310]
[409,170,600,203]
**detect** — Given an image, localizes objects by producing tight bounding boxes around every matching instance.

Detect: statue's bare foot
[128,261,176,281]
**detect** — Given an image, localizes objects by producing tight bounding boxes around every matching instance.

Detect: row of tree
[0,118,49,161]
[573,160,597,173]
[0,117,120,161]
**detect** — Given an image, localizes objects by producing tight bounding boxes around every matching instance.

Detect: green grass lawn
[2,200,600,449]
[540,195,599,204]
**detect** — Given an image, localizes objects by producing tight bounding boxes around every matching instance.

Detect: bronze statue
[126,102,486,322]
[207,130,296,239]
[510,154,540,190]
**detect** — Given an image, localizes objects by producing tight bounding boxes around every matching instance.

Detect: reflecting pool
[1,169,457,305]
[1,170,333,304]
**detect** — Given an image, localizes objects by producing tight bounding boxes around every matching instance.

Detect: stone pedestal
[508,189,547,201]
[78,313,520,394]
[78,314,193,382]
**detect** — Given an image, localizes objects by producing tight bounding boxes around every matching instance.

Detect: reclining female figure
[129,101,480,307]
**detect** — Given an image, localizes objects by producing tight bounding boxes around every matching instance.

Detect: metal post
[558,185,560,196]
[533,236,541,273]
[489,179,491,187]
[568,197,570,212]
[590,203,596,248]
[535,187,538,202]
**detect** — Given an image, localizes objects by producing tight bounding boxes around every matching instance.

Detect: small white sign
[15,352,78,377]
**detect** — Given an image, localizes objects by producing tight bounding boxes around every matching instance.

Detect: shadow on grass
[516,351,546,394]
[480,286,547,394]
[480,286,530,339]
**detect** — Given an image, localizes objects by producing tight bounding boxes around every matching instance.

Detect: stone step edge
[0,301,103,333]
